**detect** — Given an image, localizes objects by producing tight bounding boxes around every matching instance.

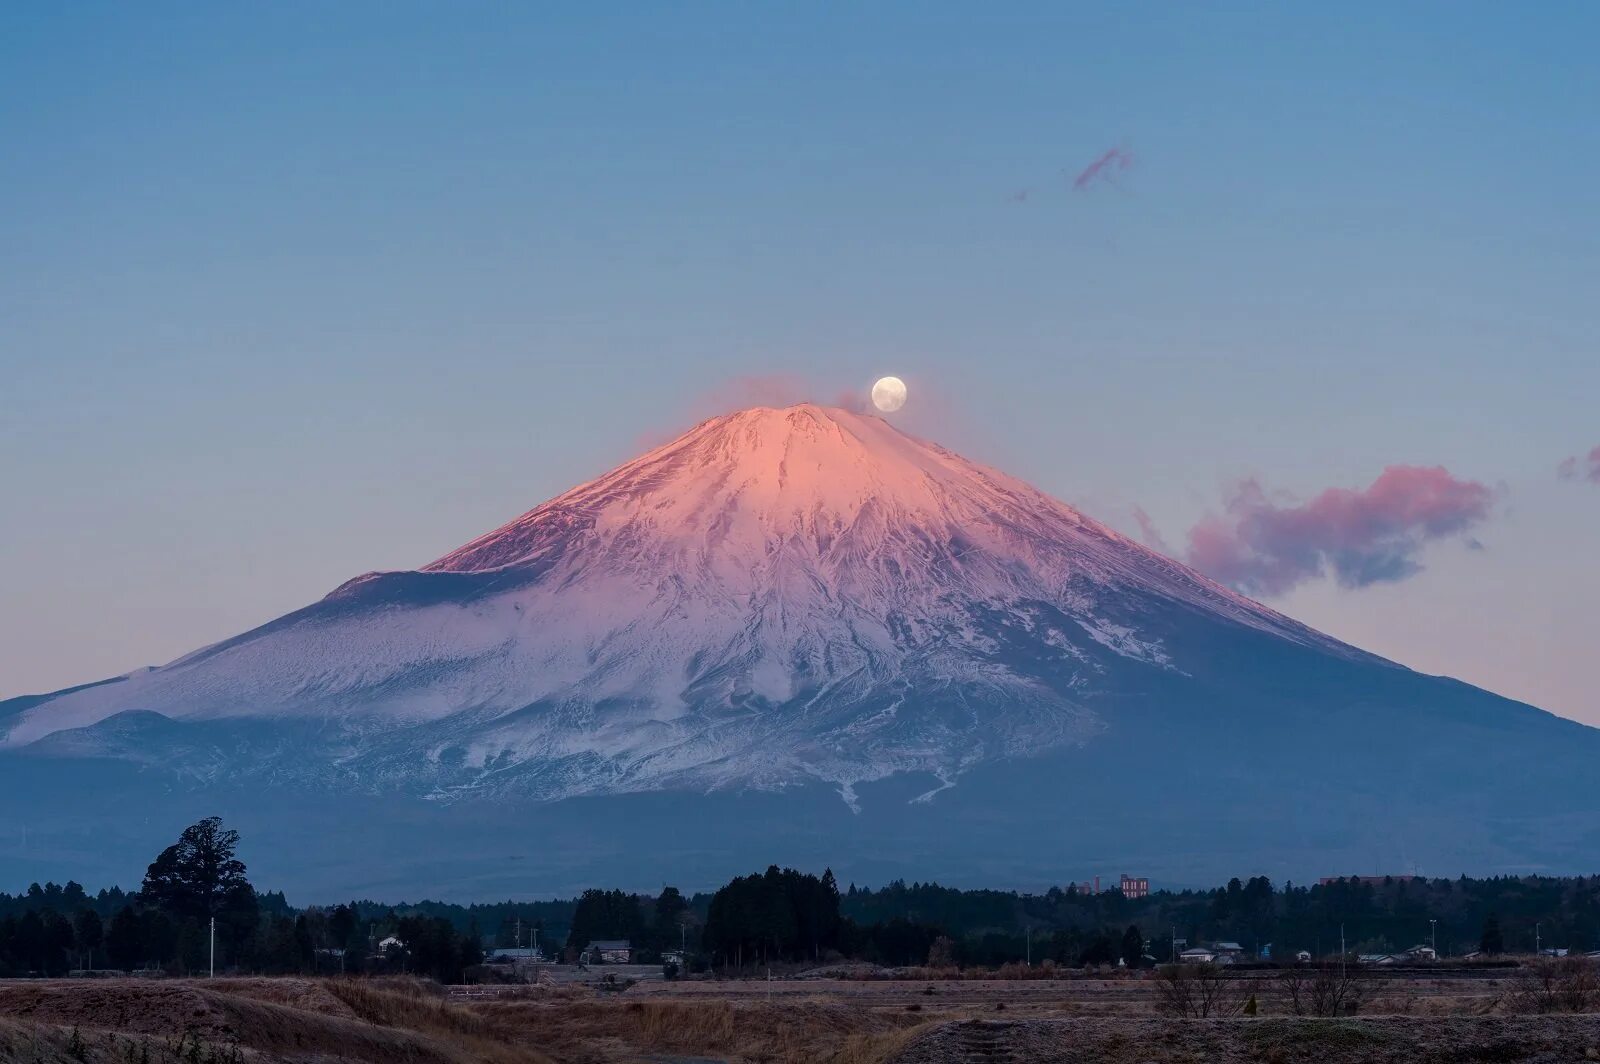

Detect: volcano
[4,405,1597,896]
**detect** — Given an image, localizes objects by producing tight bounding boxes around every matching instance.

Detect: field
[2,965,1599,1063]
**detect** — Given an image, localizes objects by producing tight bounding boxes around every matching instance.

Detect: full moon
[871,376,908,412]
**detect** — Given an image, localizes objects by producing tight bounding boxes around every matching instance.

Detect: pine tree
[1480,913,1504,955]
[1120,924,1144,968]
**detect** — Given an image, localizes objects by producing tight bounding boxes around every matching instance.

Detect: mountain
[3,404,1597,897]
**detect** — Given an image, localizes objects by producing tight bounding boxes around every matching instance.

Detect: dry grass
[2,968,1594,1064]
[477,996,929,1064]
[0,979,552,1064]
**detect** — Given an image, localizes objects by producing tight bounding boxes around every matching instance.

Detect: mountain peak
[425,402,1081,575]
[4,400,1358,797]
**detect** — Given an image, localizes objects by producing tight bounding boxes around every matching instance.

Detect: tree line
[0,817,482,981]
[8,829,1600,979]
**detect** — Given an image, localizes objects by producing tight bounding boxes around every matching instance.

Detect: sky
[2,2,1597,724]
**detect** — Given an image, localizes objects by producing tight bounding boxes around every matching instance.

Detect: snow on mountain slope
[0,405,1376,799]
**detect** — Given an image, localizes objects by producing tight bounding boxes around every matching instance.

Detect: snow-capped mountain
[5,404,1598,895]
[2,405,1350,798]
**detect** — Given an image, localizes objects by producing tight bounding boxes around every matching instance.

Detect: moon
[871,376,907,413]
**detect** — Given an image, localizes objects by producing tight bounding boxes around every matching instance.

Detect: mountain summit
[2,405,1343,798]
[5,404,1598,894]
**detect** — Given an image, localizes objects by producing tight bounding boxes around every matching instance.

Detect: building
[584,940,633,964]
[1119,875,1149,900]
[1179,947,1217,963]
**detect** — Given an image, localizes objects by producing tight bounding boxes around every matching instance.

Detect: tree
[1280,962,1367,1016]
[73,909,103,970]
[105,906,144,971]
[1120,924,1144,968]
[141,817,256,923]
[1513,956,1599,1014]
[652,887,690,953]
[1077,933,1117,967]
[1480,913,1504,955]
[567,889,645,957]
[1154,963,1249,1018]
[140,816,258,970]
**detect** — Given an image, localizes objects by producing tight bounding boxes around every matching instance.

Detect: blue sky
[3,2,1597,722]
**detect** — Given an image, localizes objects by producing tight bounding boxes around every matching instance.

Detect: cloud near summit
[1183,465,1496,596]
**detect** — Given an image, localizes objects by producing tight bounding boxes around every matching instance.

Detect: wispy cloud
[1130,505,1171,554]
[1072,147,1134,191]
[1558,445,1600,484]
[1183,465,1496,596]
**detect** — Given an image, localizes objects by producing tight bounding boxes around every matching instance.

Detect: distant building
[1179,947,1217,963]
[1119,875,1149,900]
[584,940,633,964]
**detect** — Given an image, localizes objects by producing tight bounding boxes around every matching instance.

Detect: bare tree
[1279,962,1367,1016]
[1513,957,1599,1014]
[1155,963,1249,1018]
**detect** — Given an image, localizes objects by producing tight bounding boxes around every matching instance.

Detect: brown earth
[0,969,1594,1064]
[891,1015,1600,1064]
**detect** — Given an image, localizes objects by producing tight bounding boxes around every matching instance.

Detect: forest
[5,817,1600,977]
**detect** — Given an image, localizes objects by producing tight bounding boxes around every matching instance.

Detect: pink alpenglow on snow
[1558,445,1600,484]
[1072,147,1134,191]
[1185,465,1495,596]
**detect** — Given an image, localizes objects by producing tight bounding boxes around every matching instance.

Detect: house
[1179,947,1217,963]
[1119,875,1150,900]
[1295,950,1313,963]
[584,940,633,964]
[1540,948,1570,958]
[1358,953,1398,966]
[377,936,402,952]
[487,946,546,963]
[1212,942,1246,963]
[1398,945,1437,962]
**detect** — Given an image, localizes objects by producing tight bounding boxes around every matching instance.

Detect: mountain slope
[3,404,1596,892]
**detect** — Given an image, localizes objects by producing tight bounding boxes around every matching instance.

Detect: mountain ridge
[3,403,1597,893]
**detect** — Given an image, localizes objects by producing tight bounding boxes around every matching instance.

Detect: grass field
[2,965,1597,1063]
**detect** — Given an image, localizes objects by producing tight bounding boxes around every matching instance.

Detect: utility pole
[1025,926,1031,967]
[1536,923,1541,955]
[209,917,215,978]
[1430,919,1437,958]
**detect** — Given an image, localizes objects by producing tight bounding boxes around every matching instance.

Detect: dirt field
[1,968,1596,1063]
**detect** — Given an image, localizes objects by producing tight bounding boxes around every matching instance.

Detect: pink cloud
[1558,445,1600,484]
[1072,147,1134,191]
[1130,506,1170,553]
[1184,465,1496,596]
